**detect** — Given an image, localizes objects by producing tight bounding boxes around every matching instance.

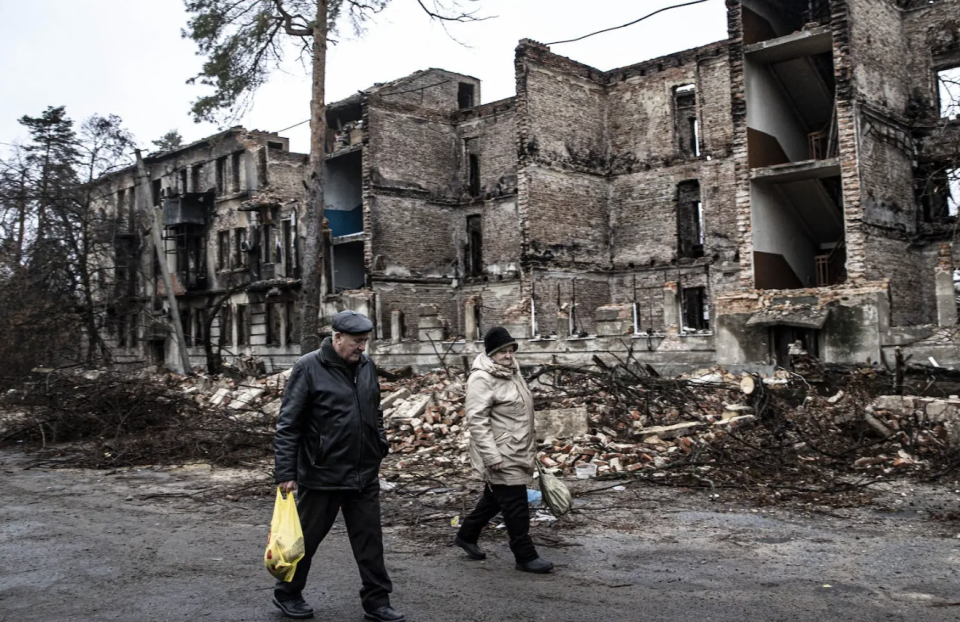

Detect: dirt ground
[1,448,959,622]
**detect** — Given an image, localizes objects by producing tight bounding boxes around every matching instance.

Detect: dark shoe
[272,596,314,619]
[516,557,554,574]
[453,536,487,560]
[364,605,406,622]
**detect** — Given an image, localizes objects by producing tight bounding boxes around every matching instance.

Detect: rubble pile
[3,356,959,506]
[380,373,470,471]
[379,363,960,504]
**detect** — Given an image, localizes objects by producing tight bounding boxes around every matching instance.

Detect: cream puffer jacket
[465,352,536,486]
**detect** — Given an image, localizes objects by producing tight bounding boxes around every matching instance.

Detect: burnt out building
[355,0,960,373]
[92,128,308,372]
[94,0,960,375]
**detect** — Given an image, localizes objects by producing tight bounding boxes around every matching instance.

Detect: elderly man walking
[272,310,403,622]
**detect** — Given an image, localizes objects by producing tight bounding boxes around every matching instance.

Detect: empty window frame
[458,82,476,109]
[179,169,188,194]
[265,302,281,346]
[677,180,704,259]
[938,66,960,120]
[217,230,230,271]
[195,308,207,346]
[170,224,205,285]
[282,219,296,276]
[151,179,162,206]
[191,164,202,193]
[231,152,242,193]
[116,188,127,223]
[917,164,956,222]
[261,222,276,264]
[464,214,483,277]
[681,287,710,331]
[215,156,227,196]
[117,313,128,348]
[236,305,248,346]
[464,138,481,198]
[234,228,247,267]
[674,84,699,157]
[219,306,233,347]
[285,301,300,346]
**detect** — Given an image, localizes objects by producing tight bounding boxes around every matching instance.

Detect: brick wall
[456,99,518,198]
[370,69,480,114]
[523,167,610,268]
[848,0,911,112]
[366,106,459,197]
[368,194,456,277]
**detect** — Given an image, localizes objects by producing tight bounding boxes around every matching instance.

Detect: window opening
[118,314,128,348]
[215,157,227,196]
[116,188,126,223]
[939,66,960,120]
[458,82,475,109]
[674,84,698,158]
[164,224,206,289]
[179,169,188,195]
[151,179,162,206]
[262,222,276,264]
[236,305,248,346]
[677,180,704,259]
[266,302,281,346]
[464,138,481,197]
[219,306,233,347]
[681,287,709,332]
[465,214,483,277]
[217,230,230,271]
[282,219,295,277]
[231,152,242,193]
[285,301,300,346]
[234,228,247,267]
[772,326,820,368]
[268,141,284,150]
[191,164,202,193]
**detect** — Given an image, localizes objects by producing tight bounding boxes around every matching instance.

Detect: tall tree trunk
[298,0,329,355]
[15,168,27,264]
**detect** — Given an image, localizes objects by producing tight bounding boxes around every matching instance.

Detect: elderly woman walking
[453,326,554,574]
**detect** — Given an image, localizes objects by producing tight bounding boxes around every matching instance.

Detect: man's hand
[488,462,503,471]
[279,480,298,493]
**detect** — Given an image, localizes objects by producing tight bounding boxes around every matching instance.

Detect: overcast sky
[0,0,729,156]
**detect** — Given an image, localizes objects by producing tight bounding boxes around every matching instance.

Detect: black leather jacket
[274,337,388,490]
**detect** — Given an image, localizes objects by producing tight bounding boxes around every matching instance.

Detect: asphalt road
[1,449,958,622]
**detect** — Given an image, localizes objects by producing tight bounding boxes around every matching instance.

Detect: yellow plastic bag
[264,487,305,582]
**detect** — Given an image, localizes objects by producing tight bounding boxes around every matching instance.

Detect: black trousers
[274,481,392,610]
[456,483,538,564]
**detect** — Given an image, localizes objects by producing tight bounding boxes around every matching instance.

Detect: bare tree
[182,0,484,354]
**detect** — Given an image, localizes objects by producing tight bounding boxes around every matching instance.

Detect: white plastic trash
[575,462,598,479]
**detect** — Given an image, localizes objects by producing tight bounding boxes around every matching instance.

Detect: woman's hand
[488,462,503,471]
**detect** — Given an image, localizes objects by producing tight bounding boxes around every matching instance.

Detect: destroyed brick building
[93,128,308,371]
[93,0,960,374]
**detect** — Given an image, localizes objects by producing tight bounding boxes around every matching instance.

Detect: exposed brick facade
[93,0,960,373]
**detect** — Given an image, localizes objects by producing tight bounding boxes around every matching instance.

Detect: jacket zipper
[353,363,363,490]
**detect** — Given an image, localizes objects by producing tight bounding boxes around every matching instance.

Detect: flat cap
[332,310,374,334]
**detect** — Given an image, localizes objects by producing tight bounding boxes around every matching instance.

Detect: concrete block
[381,387,411,409]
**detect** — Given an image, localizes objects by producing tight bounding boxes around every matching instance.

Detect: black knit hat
[484,326,518,356]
